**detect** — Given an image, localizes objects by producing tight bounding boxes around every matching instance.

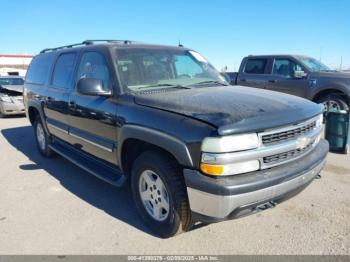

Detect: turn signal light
[200,163,224,176]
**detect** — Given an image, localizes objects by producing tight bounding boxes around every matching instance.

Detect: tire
[0,106,5,118]
[131,151,192,238]
[34,116,54,157]
[317,94,349,111]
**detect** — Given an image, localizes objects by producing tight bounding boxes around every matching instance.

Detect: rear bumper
[1,101,25,115]
[184,139,329,222]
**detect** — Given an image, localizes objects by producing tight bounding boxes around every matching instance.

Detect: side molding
[118,125,193,169]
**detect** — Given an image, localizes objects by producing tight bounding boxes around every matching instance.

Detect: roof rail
[40,39,135,53]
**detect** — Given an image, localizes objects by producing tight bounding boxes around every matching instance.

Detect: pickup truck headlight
[200,159,260,176]
[0,96,13,103]
[200,133,260,176]
[201,133,259,153]
[316,114,323,127]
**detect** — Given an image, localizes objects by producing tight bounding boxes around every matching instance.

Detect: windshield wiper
[137,84,191,90]
[189,80,229,87]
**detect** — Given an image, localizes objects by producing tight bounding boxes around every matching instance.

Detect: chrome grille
[262,121,316,145]
[263,141,314,165]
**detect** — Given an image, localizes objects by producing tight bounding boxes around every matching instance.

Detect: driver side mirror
[294,70,307,79]
[77,78,111,96]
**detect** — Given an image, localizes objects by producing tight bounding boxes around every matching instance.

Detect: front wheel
[34,116,54,157]
[317,94,349,111]
[131,151,193,238]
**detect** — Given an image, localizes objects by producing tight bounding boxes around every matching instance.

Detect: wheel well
[28,106,39,125]
[121,138,179,177]
[313,89,345,102]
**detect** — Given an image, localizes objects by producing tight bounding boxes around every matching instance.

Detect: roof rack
[40,39,135,53]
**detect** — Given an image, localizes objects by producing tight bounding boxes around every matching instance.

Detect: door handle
[268,79,277,83]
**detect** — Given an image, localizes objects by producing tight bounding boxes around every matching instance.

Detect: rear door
[236,58,270,89]
[67,49,118,164]
[265,57,309,97]
[44,52,77,141]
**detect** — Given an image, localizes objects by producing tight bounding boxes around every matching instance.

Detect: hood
[134,86,323,135]
[0,84,24,93]
[311,71,350,80]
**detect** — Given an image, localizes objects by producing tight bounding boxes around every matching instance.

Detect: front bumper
[0,101,25,115]
[184,139,329,222]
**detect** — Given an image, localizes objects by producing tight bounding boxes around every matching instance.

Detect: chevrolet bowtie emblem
[297,137,310,149]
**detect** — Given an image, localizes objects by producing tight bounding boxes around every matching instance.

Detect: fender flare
[117,125,194,169]
[312,85,350,101]
[27,100,49,134]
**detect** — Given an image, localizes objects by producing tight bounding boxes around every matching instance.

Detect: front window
[299,57,331,72]
[0,78,24,86]
[273,59,303,78]
[115,48,227,92]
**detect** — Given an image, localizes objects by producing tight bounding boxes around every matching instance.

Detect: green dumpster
[325,110,350,154]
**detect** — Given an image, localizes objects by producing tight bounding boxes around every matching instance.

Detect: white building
[0,54,34,77]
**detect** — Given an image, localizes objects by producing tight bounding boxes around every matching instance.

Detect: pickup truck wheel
[131,151,192,238]
[317,94,349,111]
[34,116,54,157]
[0,106,5,118]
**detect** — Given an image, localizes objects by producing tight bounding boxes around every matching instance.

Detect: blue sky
[1,0,349,70]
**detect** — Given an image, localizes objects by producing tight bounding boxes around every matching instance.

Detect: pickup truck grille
[262,121,316,145]
[258,115,322,169]
[263,140,314,165]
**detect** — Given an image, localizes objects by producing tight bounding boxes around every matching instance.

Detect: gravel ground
[0,116,349,255]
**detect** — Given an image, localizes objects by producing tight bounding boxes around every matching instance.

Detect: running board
[49,141,126,187]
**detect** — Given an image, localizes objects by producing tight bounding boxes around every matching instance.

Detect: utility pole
[319,46,323,62]
[340,56,343,71]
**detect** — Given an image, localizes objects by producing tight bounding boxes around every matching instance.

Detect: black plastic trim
[118,125,193,169]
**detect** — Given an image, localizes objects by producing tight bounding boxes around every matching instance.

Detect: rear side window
[26,54,55,85]
[52,53,77,88]
[244,59,267,74]
[77,52,110,89]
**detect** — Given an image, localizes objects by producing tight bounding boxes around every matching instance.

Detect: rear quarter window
[26,53,55,85]
[244,58,267,74]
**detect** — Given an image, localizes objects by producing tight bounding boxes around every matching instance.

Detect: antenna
[178,39,183,47]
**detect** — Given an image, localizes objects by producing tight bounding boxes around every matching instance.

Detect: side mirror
[294,70,307,79]
[77,78,111,96]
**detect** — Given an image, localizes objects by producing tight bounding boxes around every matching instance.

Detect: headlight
[315,114,323,127]
[0,96,13,103]
[201,133,259,153]
[200,133,260,176]
[200,160,260,176]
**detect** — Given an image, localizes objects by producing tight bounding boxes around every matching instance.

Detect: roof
[39,40,188,54]
[246,54,311,59]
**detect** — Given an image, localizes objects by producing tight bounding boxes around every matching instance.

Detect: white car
[0,76,25,117]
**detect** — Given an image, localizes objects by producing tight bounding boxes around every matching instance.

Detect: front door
[68,50,118,165]
[265,58,309,97]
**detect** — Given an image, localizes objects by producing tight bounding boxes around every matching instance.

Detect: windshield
[115,48,227,92]
[299,57,331,72]
[0,78,24,86]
